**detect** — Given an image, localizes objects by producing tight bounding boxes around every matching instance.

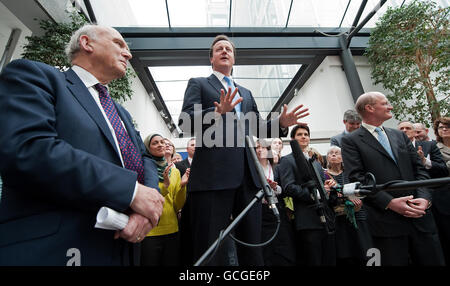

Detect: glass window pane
[149,64,301,122]
[288,0,351,28]
[232,0,292,27]
[167,0,230,27]
[90,0,168,27]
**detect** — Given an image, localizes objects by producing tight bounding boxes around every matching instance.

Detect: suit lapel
[359,127,396,163]
[207,74,224,97]
[384,128,400,162]
[235,83,250,113]
[64,69,121,158]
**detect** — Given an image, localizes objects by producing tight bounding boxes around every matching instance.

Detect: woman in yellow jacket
[141,134,189,266]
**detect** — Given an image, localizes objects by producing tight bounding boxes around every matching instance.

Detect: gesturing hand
[416,146,426,165]
[214,87,243,115]
[163,163,174,189]
[279,104,310,128]
[181,168,190,188]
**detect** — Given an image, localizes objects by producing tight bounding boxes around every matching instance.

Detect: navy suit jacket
[330,131,346,147]
[178,74,287,192]
[342,126,436,237]
[0,59,159,265]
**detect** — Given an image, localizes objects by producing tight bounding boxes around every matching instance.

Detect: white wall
[121,66,173,144]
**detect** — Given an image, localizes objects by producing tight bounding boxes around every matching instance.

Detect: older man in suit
[330,109,361,147]
[178,35,309,266]
[341,91,444,266]
[0,25,165,265]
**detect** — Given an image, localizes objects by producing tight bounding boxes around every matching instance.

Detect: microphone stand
[193,136,281,266]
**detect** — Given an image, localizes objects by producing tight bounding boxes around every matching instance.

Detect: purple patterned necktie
[94,83,145,184]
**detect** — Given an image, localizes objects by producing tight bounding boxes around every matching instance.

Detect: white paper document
[95,207,129,230]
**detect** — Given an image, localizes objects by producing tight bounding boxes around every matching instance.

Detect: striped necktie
[94,83,145,183]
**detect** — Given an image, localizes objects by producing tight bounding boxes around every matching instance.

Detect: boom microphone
[245,136,280,219]
[332,177,450,198]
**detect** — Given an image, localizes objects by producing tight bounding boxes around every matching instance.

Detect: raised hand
[279,104,310,128]
[181,168,190,187]
[214,87,243,115]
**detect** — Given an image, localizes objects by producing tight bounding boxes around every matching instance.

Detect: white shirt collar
[71,65,104,89]
[362,122,384,134]
[213,70,233,82]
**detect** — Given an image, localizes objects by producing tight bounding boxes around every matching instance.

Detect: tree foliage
[21,11,135,103]
[365,0,449,127]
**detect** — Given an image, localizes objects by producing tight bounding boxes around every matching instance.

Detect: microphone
[338,182,373,197]
[332,177,450,197]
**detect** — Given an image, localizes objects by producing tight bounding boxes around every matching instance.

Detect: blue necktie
[224,76,241,117]
[374,127,396,162]
[94,83,145,184]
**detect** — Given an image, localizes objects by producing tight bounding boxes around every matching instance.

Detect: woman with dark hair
[432,117,450,264]
[324,146,373,266]
[256,139,296,266]
[140,134,189,266]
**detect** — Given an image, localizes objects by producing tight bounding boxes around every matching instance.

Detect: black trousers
[296,229,336,266]
[188,160,263,266]
[431,208,450,266]
[140,232,181,266]
[372,227,445,266]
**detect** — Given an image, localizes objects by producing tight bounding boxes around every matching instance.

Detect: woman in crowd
[432,117,450,264]
[271,137,283,164]
[324,145,373,265]
[256,139,296,266]
[140,134,190,266]
[164,138,176,164]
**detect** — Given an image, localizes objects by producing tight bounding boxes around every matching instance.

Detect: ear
[79,35,94,53]
[365,104,374,113]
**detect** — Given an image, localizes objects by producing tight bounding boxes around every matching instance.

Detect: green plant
[22,11,135,103]
[365,0,449,126]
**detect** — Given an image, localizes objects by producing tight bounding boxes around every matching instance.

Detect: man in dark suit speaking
[0,25,165,265]
[341,91,444,266]
[178,35,309,265]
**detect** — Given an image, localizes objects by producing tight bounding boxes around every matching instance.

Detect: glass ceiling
[90,0,449,29]
[89,0,449,134]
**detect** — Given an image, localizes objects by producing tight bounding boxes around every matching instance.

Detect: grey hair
[326,145,343,170]
[65,24,100,63]
[343,109,361,122]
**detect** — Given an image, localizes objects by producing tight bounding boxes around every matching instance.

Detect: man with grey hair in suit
[330,109,362,147]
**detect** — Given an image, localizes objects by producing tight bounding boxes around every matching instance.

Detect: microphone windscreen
[289,139,313,183]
